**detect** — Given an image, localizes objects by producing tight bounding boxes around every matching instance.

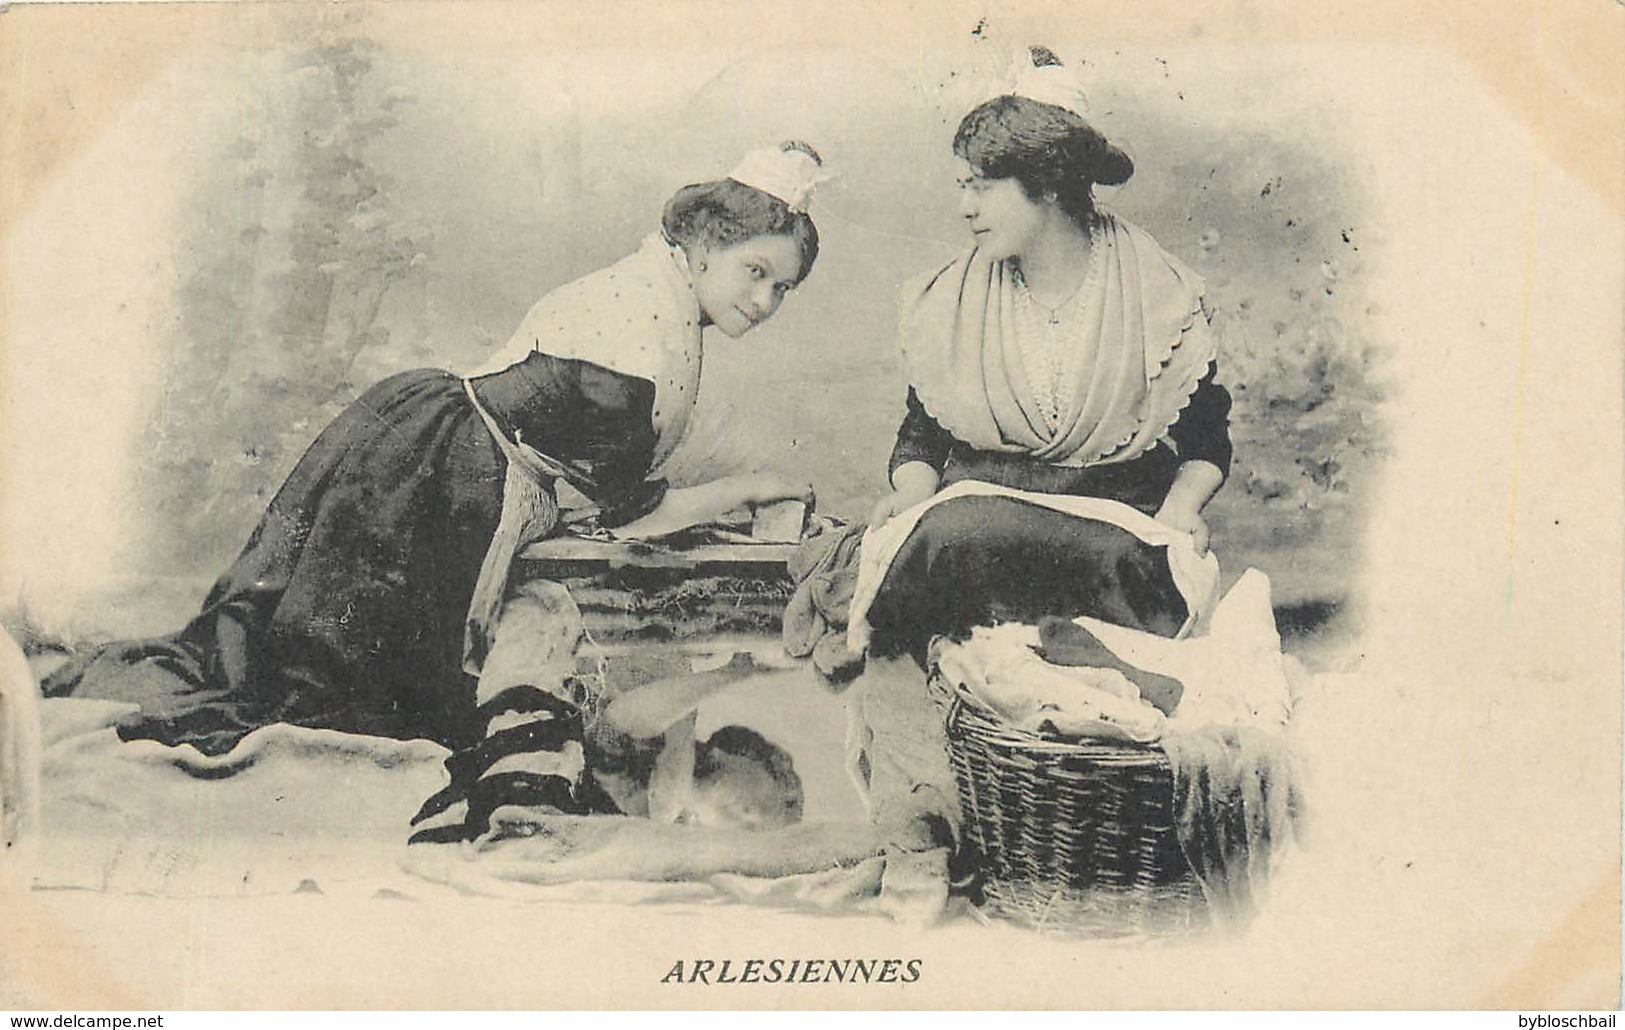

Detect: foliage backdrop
[9,16,1387,640]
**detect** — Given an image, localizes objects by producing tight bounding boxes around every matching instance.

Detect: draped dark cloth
[44,353,665,755]
[863,495,1193,664]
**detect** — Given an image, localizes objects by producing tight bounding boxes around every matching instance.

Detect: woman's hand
[869,463,941,528]
[613,473,809,541]
[868,492,905,528]
[1153,502,1210,556]
[868,488,935,528]
[1155,460,1223,556]
[733,471,815,509]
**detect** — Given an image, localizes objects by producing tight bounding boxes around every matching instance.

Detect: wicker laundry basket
[927,667,1207,937]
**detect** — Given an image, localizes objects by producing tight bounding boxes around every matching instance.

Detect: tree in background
[140,27,428,573]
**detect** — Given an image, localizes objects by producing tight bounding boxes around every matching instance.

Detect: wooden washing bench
[515,534,867,823]
[516,535,804,673]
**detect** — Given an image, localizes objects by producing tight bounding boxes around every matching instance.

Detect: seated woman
[42,142,829,845]
[863,47,1231,660]
[853,48,1233,850]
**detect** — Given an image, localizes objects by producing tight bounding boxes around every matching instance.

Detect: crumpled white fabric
[29,695,451,899]
[924,567,1294,746]
[1075,568,1294,732]
[0,628,42,856]
[933,625,1167,743]
[28,692,900,916]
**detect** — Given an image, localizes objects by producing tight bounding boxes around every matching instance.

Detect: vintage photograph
[1,0,1619,1011]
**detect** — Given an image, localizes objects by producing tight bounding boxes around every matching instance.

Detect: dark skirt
[863,495,1190,664]
[44,370,505,754]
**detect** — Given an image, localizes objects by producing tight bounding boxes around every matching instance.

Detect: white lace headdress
[726,145,829,214]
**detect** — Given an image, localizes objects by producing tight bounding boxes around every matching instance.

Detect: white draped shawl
[899,214,1217,468]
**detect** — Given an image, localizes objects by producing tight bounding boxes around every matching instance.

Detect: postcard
[1,0,1620,1011]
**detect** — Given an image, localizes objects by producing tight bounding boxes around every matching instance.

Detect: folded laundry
[782,519,867,683]
[1074,568,1294,733]
[928,567,1294,745]
[932,624,1167,744]
[1037,616,1185,715]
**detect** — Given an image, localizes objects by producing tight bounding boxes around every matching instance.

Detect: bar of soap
[751,499,807,543]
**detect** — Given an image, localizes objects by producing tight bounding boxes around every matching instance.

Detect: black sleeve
[1165,361,1234,479]
[888,387,957,481]
[597,477,669,528]
[568,363,668,528]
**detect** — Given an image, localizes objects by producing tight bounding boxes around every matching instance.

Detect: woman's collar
[649,231,702,317]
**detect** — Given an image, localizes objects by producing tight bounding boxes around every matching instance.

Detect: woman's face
[689,233,805,339]
[954,157,1047,261]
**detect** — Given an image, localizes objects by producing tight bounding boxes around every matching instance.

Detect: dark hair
[952,94,1133,229]
[661,141,822,283]
[694,724,804,824]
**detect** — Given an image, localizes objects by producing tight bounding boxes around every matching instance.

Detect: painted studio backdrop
[3,13,1382,655]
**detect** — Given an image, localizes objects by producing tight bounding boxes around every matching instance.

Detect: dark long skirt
[863,495,1190,664]
[44,370,505,754]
